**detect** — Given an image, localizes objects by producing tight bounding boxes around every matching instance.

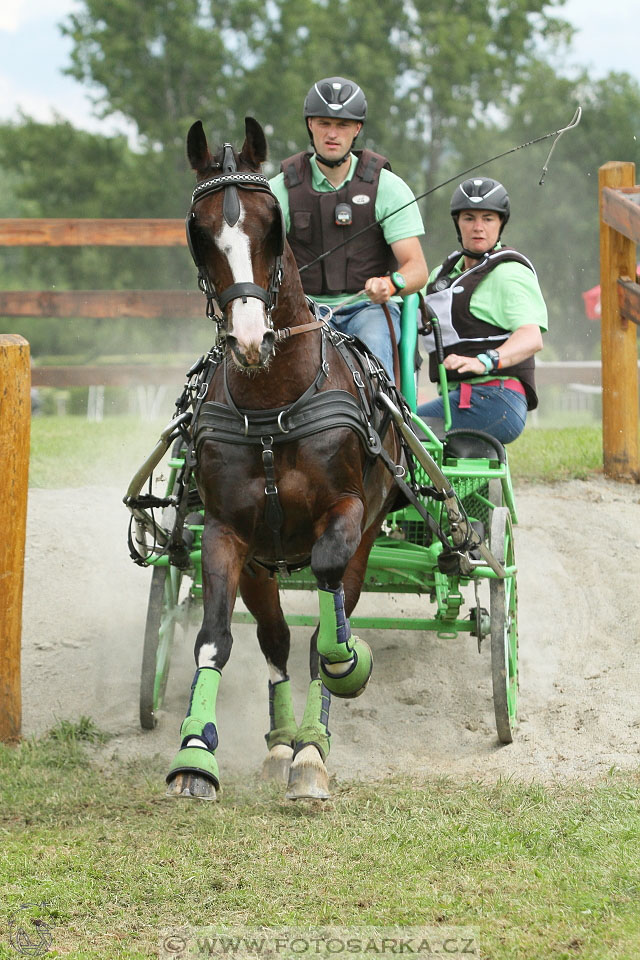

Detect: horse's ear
[240,117,267,169]
[187,120,212,173]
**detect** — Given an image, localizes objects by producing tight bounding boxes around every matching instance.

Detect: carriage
[124,118,519,800]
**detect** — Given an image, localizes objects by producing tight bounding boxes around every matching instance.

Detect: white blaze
[216,206,267,349]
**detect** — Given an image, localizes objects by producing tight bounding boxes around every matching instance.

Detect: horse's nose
[227,334,262,369]
[260,329,276,363]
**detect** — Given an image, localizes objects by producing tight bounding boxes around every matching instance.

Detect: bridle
[186,144,287,330]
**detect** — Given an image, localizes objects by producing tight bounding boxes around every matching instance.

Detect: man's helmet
[450,177,510,226]
[303,77,367,123]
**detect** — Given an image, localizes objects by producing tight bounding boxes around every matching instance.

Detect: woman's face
[457,209,502,255]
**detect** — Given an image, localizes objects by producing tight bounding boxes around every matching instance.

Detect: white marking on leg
[197,642,218,667]
[267,661,287,684]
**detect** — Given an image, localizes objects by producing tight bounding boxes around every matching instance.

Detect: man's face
[307,117,362,162]
[457,209,502,255]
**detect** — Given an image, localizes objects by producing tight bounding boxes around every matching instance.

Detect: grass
[0,723,639,959]
[29,415,610,489]
[507,426,604,482]
[28,416,168,489]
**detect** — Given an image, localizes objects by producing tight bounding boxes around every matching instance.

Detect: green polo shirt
[430,245,548,333]
[429,244,548,390]
[270,153,425,308]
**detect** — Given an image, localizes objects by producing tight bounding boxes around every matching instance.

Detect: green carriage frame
[131,294,519,746]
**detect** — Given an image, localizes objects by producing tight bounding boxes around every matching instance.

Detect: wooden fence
[599,162,640,481]
[0,218,197,738]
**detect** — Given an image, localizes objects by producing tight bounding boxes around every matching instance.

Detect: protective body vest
[422,246,539,410]
[280,149,397,296]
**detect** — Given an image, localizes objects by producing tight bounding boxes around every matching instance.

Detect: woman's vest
[422,247,539,410]
[280,149,397,296]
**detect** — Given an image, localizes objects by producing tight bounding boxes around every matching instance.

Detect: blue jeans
[417,382,528,444]
[321,300,401,380]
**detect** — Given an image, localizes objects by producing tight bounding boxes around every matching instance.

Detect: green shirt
[429,245,547,391]
[430,246,548,333]
[270,153,425,308]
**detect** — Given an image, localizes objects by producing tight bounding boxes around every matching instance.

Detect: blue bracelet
[476,353,493,373]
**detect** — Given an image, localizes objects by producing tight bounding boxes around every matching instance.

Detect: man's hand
[364,275,394,304]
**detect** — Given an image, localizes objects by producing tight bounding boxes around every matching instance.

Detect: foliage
[1,0,639,362]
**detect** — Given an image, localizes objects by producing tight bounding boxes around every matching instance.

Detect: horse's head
[186,117,285,370]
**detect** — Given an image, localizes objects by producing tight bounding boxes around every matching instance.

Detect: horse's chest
[198,441,352,530]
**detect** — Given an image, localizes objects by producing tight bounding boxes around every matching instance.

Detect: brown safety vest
[280,149,397,296]
[426,247,539,410]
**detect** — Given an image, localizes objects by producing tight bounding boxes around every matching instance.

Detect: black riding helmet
[450,177,510,256]
[303,77,367,167]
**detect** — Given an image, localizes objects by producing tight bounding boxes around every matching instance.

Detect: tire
[489,506,518,743]
[139,563,183,729]
[488,478,503,510]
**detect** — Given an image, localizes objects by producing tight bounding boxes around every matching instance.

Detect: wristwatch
[485,349,501,371]
[389,271,406,294]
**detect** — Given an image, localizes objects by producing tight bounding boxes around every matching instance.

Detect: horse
[165,116,405,801]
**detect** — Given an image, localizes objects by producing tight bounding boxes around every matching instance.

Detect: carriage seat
[443,428,506,463]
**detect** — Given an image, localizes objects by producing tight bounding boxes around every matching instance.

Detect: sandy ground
[20,475,640,786]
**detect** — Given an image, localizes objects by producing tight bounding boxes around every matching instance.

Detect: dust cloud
[20,476,640,785]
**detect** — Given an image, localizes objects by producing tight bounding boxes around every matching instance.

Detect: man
[418,177,547,443]
[269,76,427,380]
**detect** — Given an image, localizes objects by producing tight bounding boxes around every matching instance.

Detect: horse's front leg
[285,497,369,801]
[238,567,297,785]
[166,519,246,800]
[311,497,374,700]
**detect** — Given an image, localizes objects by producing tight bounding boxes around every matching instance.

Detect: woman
[418,177,547,443]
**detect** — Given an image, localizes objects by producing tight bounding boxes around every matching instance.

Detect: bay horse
[166,117,405,800]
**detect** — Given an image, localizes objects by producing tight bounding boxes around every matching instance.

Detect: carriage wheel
[488,477,503,510]
[140,564,183,729]
[489,506,518,743]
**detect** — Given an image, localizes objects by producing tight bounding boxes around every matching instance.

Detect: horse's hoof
[165,771,218,801]
[261,744,294,783]
[165,746,220,800]
[320,637,373,699]
[285,745,330,800]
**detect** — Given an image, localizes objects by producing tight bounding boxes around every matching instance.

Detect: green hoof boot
[319,637,373,699]
[165,746,220,799]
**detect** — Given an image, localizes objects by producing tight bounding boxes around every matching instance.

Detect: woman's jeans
[321,300,401,381]
[417,381,528,444]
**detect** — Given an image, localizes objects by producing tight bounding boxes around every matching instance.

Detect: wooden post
[0,335,30,741]
[599,162,639,481]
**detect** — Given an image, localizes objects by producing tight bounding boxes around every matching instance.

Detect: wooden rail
[0,290,202,319]
[0,218,185,246]
[0,218,195,322]
[0,335,30,740]
[599,163,640,481]
[29,359,622,389]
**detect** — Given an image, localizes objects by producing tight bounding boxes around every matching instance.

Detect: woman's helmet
[303,77,367,124]
[450,177,510,226]
[450,177,510,253]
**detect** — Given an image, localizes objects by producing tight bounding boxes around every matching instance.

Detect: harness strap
[261,436,289,578]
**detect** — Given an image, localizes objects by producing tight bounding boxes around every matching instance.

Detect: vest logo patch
[352,194,370,205]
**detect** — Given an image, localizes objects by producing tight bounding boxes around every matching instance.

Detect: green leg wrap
[166,667,221,786]
[265,678,298,751]
[317,585,373,699]
[294,679,331,761]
